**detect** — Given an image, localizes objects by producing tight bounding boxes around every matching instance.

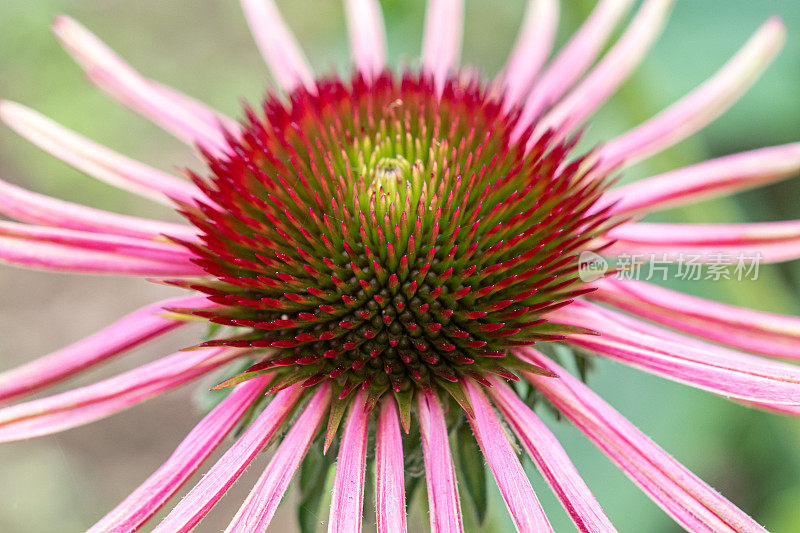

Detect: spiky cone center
[172,71,614,416]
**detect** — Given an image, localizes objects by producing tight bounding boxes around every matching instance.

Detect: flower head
[1,0,800,532]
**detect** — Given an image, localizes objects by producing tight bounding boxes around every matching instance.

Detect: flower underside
[168,70,615,425]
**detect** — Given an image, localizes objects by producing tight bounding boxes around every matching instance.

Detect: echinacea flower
[1,0,800,531]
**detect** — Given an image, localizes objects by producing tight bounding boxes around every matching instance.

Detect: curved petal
[344,0,387,80]
[0,347,245,443]
[0,101,203,206]
[88,376,271,533]
[487,378,616,532]
[53,16,232,155]
[464,379,553,532]
[596,17,785,172]
[240,0,316,93]
[225,384,329,533]
[421,0,464,93]
[375,397,407,533]
[328,391,370,533]
[0,294,210,404]
[521,350,768,533]
[599,143,800,216]
[152,385,305,533]
[499,0,559,108]
[417,390,463,532]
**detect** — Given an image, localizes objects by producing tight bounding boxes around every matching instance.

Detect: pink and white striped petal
[596,17,786,172]
[602,220,800,263]
[532,0,673,145]
[591,277,800,360]
[0,347,245,443]
[0,294,210,404]
[599,142,800,216]
[226,384,330,533]
[487,378,616,532]
[241,0,316,93]
[499,0,559,108]
[521,350,767,532]
[375,397,407,533]
[463,379,553,532]
[88,376,271,533]
[514,0,635,137]
[153,385,305,533]
[553,301,800,406]
[417,390,463,533]
[0,101,204,206]
[328,391,370,533]
[344,0,387,81]
[421,0,464,94]
[53,16,232,155]
[0,175,198,241]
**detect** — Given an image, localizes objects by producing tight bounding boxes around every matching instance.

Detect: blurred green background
[0,0,799,531]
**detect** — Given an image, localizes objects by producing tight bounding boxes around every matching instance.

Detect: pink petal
[499,0,559,108]
[375,397,407,533]
[591,278,800,360]
[596,17,786,172]
[0,347,244,443]
[521,350,767,532]
[329,391,370,533]
[602,220,800,263]
[487,378,616,532]
[532,0,673,145]
[514,0,635,137]
[225,384,330,533]
[417,390,463,532]
[421,0,464,94]
[344,0,387,80]
[553,301,800,406]
[153,385,305,533]
[88,376,271,533]
[0,294,210,404]
[0,101,202,206]
[463,379,553,532]
[53,16,232,155]
[0,175,198,241]
[240,0,315,93]
[599,142,800,216]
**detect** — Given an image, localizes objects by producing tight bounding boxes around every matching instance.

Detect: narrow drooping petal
[375,397,407,533]
[514,0,635,135]
[421,0,464,92]
[553,301,800,406]
[591,277,800,360]
[344,0,387,80]
[602,220,800,263]
[0,101,203,206]
[328,391,370,533]
[89,376,271,533]
[0,294,210,404]
[0,234,203,276]
[240,0,315,92]
[0,176,198,241]
[153,385,304,533]
[417,390,463,533]
[148,80,241,134]
[533,0,673,144]
[521,350,768,533]
[226,384,329,533]
[488,378,616,533]
[464,379,553,532]
[53,16,231,154]
[599,142,800,216]
[500,0,559,107]
[597,17,785,171]
[0,347,244,443]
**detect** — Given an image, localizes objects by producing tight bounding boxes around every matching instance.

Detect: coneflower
[1,0,799,531]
